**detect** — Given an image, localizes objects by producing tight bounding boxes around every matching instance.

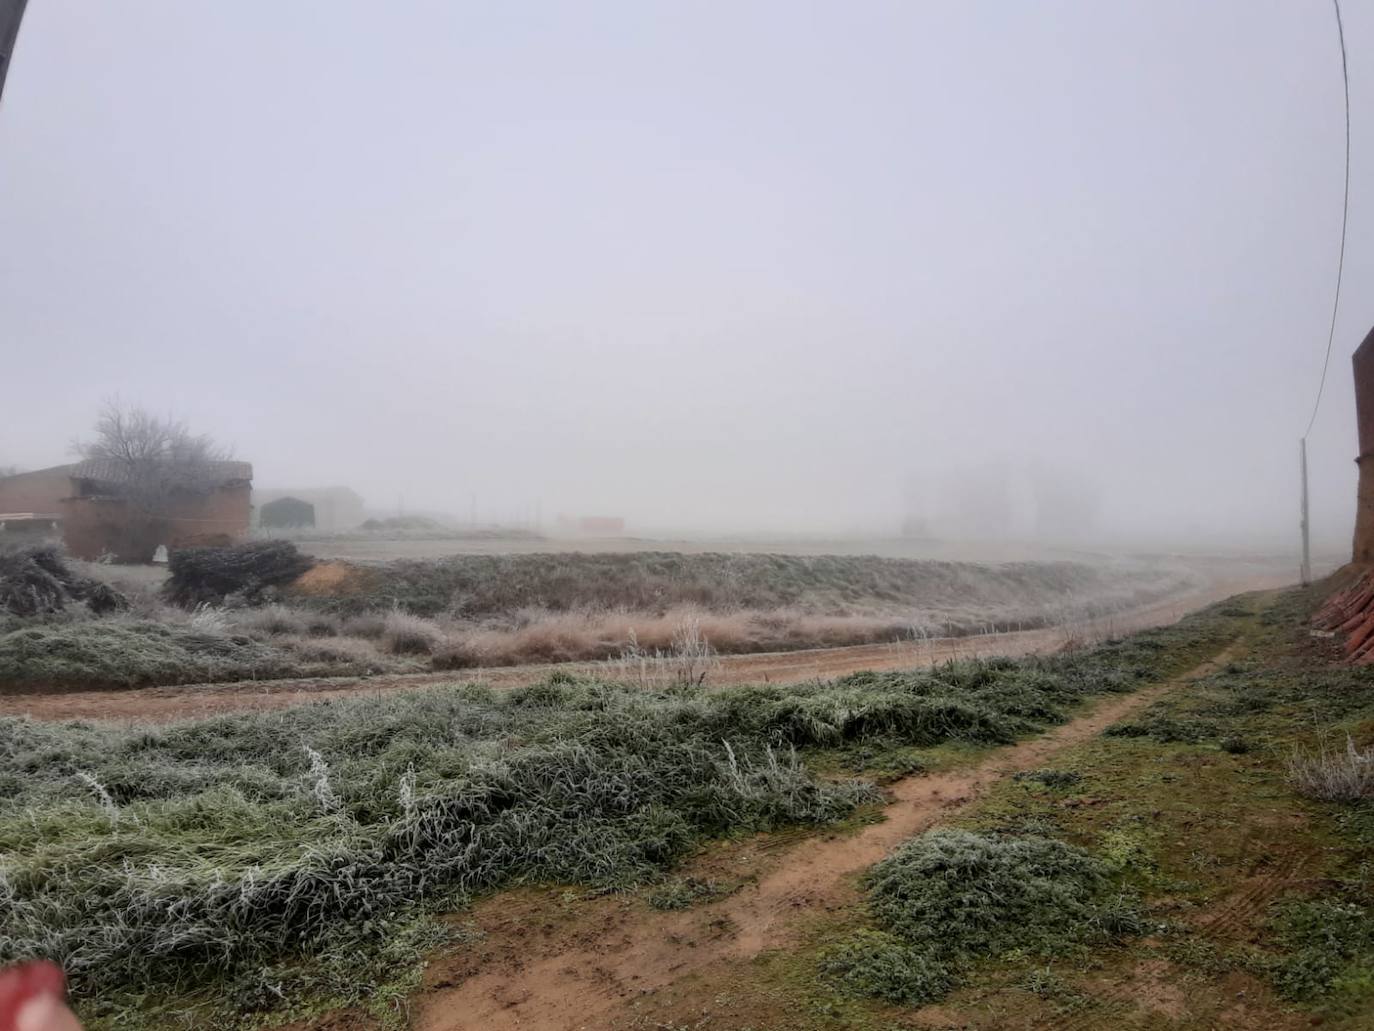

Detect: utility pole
[0,0,29,105]
[1300,438,1312,586]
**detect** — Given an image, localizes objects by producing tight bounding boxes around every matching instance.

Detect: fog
[2,1,1370,552]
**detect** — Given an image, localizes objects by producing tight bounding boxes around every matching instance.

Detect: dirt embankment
[0,571,1286,724]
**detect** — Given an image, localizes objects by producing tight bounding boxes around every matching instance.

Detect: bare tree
[76,401,233,511]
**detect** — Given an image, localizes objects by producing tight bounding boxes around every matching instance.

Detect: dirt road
[405,649,1233,1031]
[0,573,1285,724]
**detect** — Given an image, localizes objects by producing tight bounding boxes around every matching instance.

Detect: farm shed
[259,495,315,529]
[253,486,364,531]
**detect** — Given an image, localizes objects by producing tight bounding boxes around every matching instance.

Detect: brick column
[1352,327,1374,562]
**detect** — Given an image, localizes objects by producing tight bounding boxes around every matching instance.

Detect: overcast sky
[1,1,1369,549]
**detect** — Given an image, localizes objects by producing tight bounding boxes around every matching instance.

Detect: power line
[1303,0,1352,440]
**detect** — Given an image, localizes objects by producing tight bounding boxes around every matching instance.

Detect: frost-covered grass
[0,612,1221,1023]
[822,830,1142,1006]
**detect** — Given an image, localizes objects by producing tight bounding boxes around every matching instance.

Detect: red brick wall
[61,484,252,561]
[0,466,74,515]
[1354,327,1374,563]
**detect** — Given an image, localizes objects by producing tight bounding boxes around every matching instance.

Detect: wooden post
[1301,438,1312,586]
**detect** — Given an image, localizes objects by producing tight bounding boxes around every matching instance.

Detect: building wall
[62,484,252,561]
[260,496,315,528]
[1353,327,1374,563]
[0,465,75,515]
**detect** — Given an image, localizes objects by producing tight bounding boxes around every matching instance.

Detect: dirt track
[0,573,1287,724]
[404,649,1233,1031]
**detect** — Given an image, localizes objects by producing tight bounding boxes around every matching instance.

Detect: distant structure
[558,514,626,536]
[1351,326,1374,562]
[253,487,364,532]
[0,460,253,561]
[900,463,1099,543]
[259,496,316,529]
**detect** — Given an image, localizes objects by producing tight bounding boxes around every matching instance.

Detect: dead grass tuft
[1287,734,1374,802]
[380,611,443,655]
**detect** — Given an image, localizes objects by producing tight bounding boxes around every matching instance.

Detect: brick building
[0,464,76,519]
[0,460,253,561]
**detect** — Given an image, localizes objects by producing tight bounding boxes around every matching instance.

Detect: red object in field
[0,962,67,1031]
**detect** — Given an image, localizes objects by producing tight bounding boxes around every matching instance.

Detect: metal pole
[0,0,29,106]
[1301,437,1313,586]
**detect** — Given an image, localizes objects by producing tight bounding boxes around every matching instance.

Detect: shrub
[431,636,484,670]
[165,540,313,608]
[825,830,1141,1006]
[1288,736,1374,802]
[380,611,443,655]
[0,546,127,617]
[1220,734,1252,755]
[231,603,307,637]
[302,611,340,637]
[341,612,388,639]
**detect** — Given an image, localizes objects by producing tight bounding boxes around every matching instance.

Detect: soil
[0,575,1284,724]
[290,561,359,594]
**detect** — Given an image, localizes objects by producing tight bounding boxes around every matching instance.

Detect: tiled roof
[71,459,253,485]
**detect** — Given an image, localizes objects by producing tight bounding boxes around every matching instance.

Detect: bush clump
[380,611,443,655]
[0,546,126,618]
[1287,736,1374,802]
[165,540,314,608]
[824,829,1141,1006]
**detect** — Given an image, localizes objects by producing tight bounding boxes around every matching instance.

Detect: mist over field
[2,1,1370,553]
